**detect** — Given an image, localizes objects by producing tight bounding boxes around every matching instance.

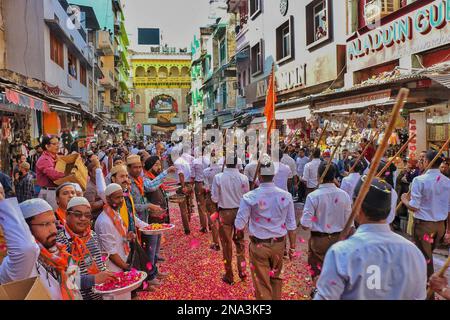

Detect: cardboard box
[54,153,88,190]
[0,277,52,300]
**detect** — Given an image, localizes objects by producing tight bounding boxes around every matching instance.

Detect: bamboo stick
[376,133,416,178]
[314,122,329,150]
[340,88,410,240]
[349,130,381,173]
[319,123,352,184]
[427,255,450,299]
[396,135,450,211]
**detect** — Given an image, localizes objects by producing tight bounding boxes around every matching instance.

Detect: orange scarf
[133,176,144,195]
[103,204,130,256]
[64,226,100,275]
[55,208,66,225]
[38,243,80,300]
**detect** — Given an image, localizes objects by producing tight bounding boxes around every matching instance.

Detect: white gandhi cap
[19,198,53,219]
[67,197,91,210]
[105,183,123,196]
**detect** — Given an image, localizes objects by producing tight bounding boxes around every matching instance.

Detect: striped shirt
[57,228,106,300]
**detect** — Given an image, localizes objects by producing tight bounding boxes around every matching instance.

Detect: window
[251,40,264,76]
[68,52,78,79]
[50,32,64,68]
[219,38,226,66]
[306,0,332,50]
[276,16,295,63]
[249,0,262,20]
[136,94,141,105]
[80,64,87,86]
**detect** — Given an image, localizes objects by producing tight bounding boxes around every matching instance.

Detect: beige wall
[0,0,4,69]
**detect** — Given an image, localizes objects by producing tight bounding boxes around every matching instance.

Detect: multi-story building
[227,0,348,133]
[71,0,130,128]
[4,0,96,112]
[130,49,191,136]
[190,27,214,130]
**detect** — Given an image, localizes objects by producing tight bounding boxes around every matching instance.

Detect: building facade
[131,50,191,135]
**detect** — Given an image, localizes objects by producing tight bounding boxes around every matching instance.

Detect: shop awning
[49,104,80,115]
[250,117,266,125]
[222,119,237,129]
[314,90,392,114]
[427,73,450,89]
[5,88,50,112]
[276,105,311,120]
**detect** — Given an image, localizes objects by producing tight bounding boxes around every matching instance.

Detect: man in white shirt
[235,155,297,300]
[296,148,309,202]
[203,156,222,251]
[192,147,211,233]
[95,184,146,273]
[211,155,249,285]
[244,155,258,189]
[340,159,363,199]
[302,148,322,195]
[274,151,293,192]
[401,150,450,279]
[315,176,427,300]
[300,162,352,294]
[281,148,298,196]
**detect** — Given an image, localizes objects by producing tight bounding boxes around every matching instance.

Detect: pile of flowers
[143,223,174,231]
[94,269,143,292]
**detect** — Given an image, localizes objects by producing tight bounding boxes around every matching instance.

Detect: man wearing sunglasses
[56,197,117,300]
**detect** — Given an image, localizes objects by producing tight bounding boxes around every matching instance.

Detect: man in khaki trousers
[211,156,249,285]
[235,155,297,300]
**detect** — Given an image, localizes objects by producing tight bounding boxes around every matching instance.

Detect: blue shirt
[315,224,427,300]
[235,182,296,239]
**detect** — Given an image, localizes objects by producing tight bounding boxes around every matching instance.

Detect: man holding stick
[301,148,322,196]
[401,150,450,279]
[314,176,427,300]
[300,162,352,296]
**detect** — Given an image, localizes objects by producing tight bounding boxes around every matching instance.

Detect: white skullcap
[105,183,123,196]
[20,199,53,219]
[67,197,91,210]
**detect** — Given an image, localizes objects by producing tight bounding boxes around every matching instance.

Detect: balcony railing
[97,30,114,55]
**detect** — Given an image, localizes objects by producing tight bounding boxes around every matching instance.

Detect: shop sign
[347,0,450,72]
[315,89,391,112]
[276,65,305,92]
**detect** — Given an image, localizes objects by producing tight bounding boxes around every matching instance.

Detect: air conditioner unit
[365,0,400,22]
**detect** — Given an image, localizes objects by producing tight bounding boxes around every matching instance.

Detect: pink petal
[142,281,149,290]
[334,198,338,204]
[329,280,337,286]
[311,216,318,222]
[281,224,286,229]
[281,197,285,201]
[437,176,441,182]
[326,224,331,229]
[267,218,271,223]
[210,212,219,222]
[146,262,153,271]
[427,259,432,264]
[241,261,246,268]
[255,217,260,222]
[299,237,305,243]
[189,239,201,250]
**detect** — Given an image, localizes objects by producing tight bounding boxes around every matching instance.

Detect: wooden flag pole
[376,133,416,178]
[427,255,450,299]
[319,122,353,184]
[396,134,450,211]
[314,122,329,150]
[349,129,381,173]
[340,88,409,241]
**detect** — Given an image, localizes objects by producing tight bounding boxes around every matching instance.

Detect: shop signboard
[347,0,450,72]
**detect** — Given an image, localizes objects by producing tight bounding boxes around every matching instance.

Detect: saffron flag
[264,64,277,137]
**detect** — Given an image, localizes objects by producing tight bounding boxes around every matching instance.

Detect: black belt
[250,236,286,244]
[219,207,239,211]
[311,231,340,238]
[414,218,446,224]
[41,187,57,190]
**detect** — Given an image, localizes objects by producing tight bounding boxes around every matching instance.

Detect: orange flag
[264,64,277,138]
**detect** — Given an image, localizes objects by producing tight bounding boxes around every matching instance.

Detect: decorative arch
[147,66,157,77]
[149,94,178,113]
[180,66,190,77]
[135,66,145,77]
[135,94,141,105]
[158,66,168,78]
[169,66,179,77]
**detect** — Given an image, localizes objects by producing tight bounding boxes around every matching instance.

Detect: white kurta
[211,168,249,209]
[95,210,128,273]
[315,224,427,300]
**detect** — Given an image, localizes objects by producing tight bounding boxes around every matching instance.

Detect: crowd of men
[0,133,449,300]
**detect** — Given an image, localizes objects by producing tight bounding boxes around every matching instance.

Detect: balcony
[97,30,114,56]
[133,76,191,89]
[100,69,115,89]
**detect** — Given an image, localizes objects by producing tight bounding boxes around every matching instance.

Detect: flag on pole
[264,64,277,137]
